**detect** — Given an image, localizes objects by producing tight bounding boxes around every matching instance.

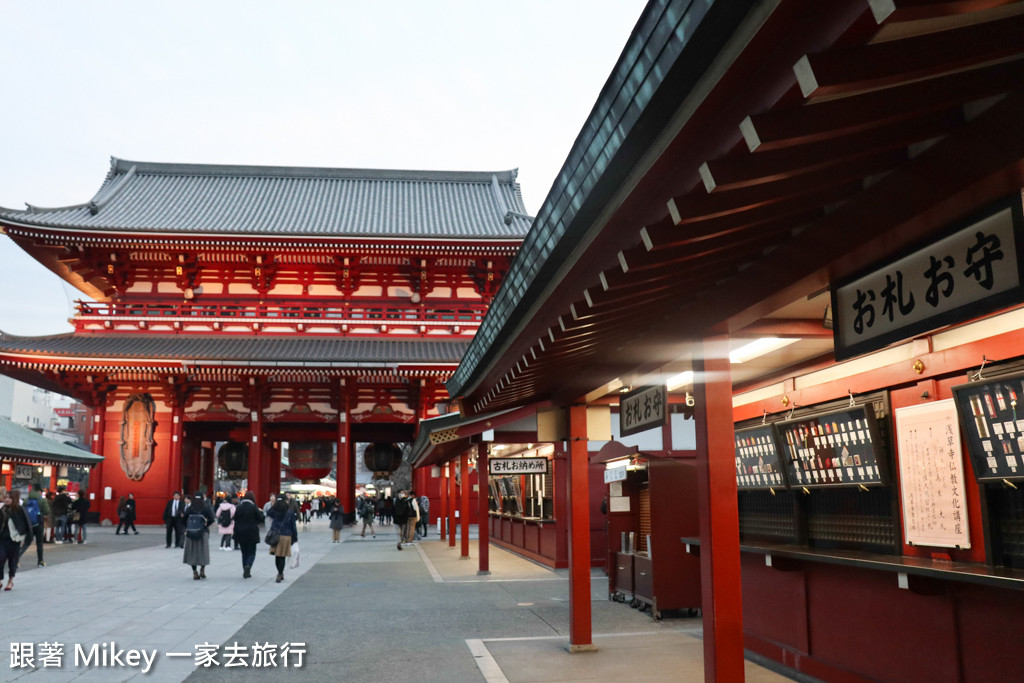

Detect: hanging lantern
[363,442,402,473]
[288,441,334,483]
[217,441,249,479]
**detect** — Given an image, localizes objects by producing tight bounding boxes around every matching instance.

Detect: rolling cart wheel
[629,598,639,608]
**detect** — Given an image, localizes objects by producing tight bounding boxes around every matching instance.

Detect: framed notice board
[734,424,788,490]
[952,373,1024,481]
[777,406,889,488]
[895,400,970,549]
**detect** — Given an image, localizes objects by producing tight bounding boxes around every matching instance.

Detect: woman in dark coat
[266,494,297,583]
[232,491,264,578]
[115,493,139,535]
[182,493,215,580]
[0,490,33,590]
[329,501,346,542]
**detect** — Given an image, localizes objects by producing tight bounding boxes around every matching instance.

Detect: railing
[74,299,488,334]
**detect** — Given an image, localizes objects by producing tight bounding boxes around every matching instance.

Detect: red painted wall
[736,326,1024,681]
[97,406,176,525]
[742,555,1024,682]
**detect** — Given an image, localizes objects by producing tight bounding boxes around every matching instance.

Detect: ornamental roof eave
[0,158,533,240]
[0,331,471,366]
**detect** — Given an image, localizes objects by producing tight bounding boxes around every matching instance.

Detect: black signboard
[952,374,1024,481]
[734,424,788,490]
[832,198,1024,361]
[619,385,667,437]
[777,406,889,488]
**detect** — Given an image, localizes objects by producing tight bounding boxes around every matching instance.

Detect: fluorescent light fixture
[729,337,800,364]
[605,459,629,470]
[666,370,694,391]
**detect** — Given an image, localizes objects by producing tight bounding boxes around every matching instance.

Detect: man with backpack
[22,484,47,566]
[416,492,430,539]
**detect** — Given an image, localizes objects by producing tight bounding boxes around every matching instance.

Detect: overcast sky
[0,0,648,336]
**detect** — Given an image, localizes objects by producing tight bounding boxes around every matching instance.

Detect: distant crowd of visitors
[0,482,90,590]
[1,483,434,590]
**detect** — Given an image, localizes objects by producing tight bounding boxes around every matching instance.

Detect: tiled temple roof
[0,158,531,239]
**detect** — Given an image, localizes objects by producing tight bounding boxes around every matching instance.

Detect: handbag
[8,517,25,544]
[264,527,280,546]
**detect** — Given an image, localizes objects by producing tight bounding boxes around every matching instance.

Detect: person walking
[406,490,421,544]
[71,490,90,543]
[215,496,236,551]
[233,491,264,578]
[24,484,47,566]
[163,491,186,548]
[52,486,72,542]
[416,492,430,539]
[115,495,128,534]
[266,494,297,583]
[116,493,139,535]
[182,492,215,580]
[392,491,410,550]
[358,495,376,539]
[329,502,346,543]
[0,490,33,591]
[44,491,55,542]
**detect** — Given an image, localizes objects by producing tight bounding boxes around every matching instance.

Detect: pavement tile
[0,520,805,682]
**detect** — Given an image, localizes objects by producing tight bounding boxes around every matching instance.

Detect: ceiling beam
[795,11,1024,97]
[702,111,960,192]
[742,55,1024,151]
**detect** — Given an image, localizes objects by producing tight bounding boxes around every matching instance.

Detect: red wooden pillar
[568,405,594,651]
[414,466,428,502]
[337,408,350,518]
[553,444,569,564]
[264,441,279,499]
[440,462,449,540]
[346,438,356,521]
[249,411,264,504]
[90,402,113,524]
[448,459,457,548]
[337,389,353,519]
[169,401,184,494]
[694,334,744,682]
[477,444,490,574]
[460,448,471,559]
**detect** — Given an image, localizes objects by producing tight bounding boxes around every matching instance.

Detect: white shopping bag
[290,543,300,569]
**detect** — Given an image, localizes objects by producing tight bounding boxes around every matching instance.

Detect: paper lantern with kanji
[363,442,402,473]
[288,441,334,483]
[217,441,249,479]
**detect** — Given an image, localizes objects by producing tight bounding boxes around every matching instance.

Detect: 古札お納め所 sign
[489,457,549,475]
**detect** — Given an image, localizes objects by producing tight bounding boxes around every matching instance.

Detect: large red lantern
[217,441,248,479]
[288,441,334,483]
[363,442,402,473]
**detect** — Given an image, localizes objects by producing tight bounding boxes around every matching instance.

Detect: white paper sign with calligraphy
[895,400,970,549]
[833,200,1024,360]
[489,457,549,475]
